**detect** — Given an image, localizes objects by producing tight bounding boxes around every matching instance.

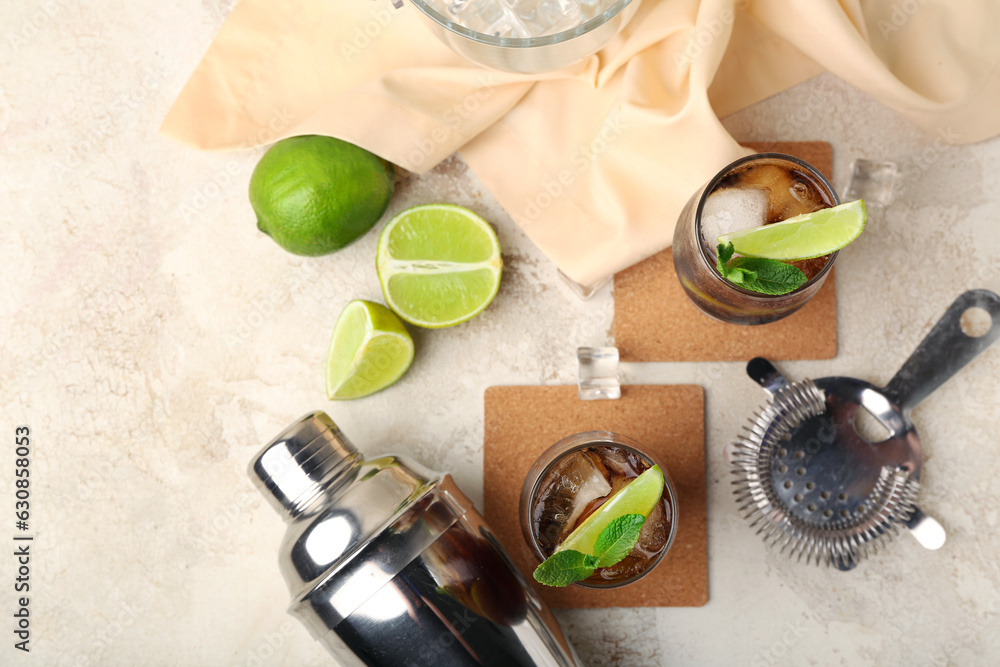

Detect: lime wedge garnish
[325,300,414,400]
[718,199,867,261]
[376,204,502,328]
[556,465,665,557]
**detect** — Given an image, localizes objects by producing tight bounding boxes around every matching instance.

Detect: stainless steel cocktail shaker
[248,411,582,666]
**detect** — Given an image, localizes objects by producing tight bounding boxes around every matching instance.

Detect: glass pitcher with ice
[408,0,641,72]
[672,153,840,325]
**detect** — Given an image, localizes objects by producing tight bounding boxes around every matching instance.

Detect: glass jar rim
[408,0,637,48]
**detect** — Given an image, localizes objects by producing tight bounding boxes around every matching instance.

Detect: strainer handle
[746,357,789,396]
[883,290,1000,412]
[906,507,947,550]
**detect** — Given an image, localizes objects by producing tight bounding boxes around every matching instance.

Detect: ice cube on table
[700,186,768,259]
[577,346,620,400]
[844,159,897,207]
[533,450,611,551]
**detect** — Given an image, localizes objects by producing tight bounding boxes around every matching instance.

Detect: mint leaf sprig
[532,550,600,587]
[593,513,645,567]
[716,242,807,296]
[533,513,646,587]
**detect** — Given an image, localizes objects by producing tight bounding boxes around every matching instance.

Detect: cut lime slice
[718,199,867,260]
[326,300,414,400]
[556,465,665,557]
[376,204,502,328]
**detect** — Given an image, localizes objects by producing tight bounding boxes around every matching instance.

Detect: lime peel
[718,199,867,261]
[325,300,414,400]
[250,135,394,257]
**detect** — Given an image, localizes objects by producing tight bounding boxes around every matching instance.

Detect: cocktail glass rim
[520,430,679,589]
[407,0,637,49]
[695,152,841,298]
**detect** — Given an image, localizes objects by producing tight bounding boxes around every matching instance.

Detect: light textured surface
[2,2,1000,665]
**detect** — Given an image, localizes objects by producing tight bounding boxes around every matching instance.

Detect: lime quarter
[376,204,502,328]
[556,465,665,557]
[718,199,867,261]
[326,300,414,400]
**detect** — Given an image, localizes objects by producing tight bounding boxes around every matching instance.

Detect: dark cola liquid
[705,161,836,281]
[531,445,673,586]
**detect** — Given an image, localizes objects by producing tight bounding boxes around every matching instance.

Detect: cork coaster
[614,141,837,362]
[483,385,707,609]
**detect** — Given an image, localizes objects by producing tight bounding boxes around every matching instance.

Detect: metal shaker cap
[248,412,361,521]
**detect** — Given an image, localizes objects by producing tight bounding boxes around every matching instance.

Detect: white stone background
[2,1,1000,665]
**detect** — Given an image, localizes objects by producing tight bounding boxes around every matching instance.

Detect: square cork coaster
[483,385,707,609]
[614,141,837,362]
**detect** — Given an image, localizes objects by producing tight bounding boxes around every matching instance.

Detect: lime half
[718,199,867,260]
[556,465,665,557]
[376,204,502,328]
[326,300,414,400]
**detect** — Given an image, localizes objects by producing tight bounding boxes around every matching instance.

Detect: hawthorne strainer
[730,290,1000,570]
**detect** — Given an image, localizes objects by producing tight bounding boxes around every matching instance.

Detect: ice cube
[533,450,611,552]
[595,554,645,581]
[781,177,827,219]
[518,0,584,36]
[436,0,590,38]
[605,476,625,496]
[738,164,825,220]
[594,446,644,495]
[442,0,531,38]
[844,159,897,207]
[738,164,792,194]
[577,347,620,401]
[700,186,768,259]
[789,180,811,203]
[594,446,632,477]
[635,499,668,553]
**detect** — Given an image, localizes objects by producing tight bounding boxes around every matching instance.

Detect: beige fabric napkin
[161,0,1000,286]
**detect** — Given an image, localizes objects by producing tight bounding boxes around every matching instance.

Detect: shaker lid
[248,412,360,520]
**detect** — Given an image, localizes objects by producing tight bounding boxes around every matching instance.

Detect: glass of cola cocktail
[672,153,840,325]
[519,431,678,588]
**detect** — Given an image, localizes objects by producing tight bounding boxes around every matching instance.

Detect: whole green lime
[249,135,395,256]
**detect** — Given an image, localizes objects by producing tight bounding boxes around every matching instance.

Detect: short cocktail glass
[519,431,678,588]
[672,153,840,325]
